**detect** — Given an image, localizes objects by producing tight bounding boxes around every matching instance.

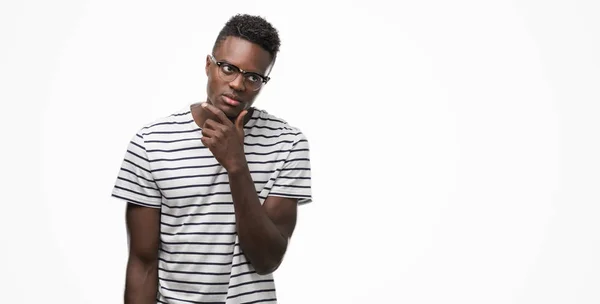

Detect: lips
[222,94,242,107]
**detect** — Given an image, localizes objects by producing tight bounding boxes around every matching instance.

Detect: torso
[140,105,303,303]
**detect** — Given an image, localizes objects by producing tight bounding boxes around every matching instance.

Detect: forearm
[124,256,158,304]
[228,164,288,274]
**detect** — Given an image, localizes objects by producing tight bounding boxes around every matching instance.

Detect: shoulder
[250,108,308,144]
[135,107,194,138]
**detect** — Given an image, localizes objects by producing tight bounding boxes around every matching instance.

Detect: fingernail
[201,102,208,108]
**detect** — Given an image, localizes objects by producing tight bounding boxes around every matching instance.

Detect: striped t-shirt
[111,105,312,304]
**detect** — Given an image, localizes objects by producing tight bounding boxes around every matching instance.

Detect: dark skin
[125,36,297,303]
[124,204,160,304]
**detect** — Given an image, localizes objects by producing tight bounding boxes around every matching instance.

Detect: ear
[264,56,277,78]
[205,55,211,76]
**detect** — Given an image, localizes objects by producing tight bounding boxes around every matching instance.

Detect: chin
[218,102,241,117]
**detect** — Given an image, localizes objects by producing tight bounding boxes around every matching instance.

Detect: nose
[228,74,246,92]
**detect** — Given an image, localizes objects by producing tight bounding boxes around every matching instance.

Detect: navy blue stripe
[161,248,234,256]
[244,125,293,131]
[272,183,310,188]
[130,140,145,151]
[124,159,151,173]
[155,171,229,182]
[170,111,191,117]
[152,163,221,173]
[277,158,310,163]
[256,157,307,166]
[161,221,235,227]
[163,295,225,304]
[229,270,256,279]
[147,146,303,156]
[280,167,310,171]
[114,185,162,199]
[143,128,200,136]
[275,176,310,180]
[232,261,251,268]
[161,231,236,236]
[147,145,207,153]
[245,148,308,156]
[161,181,239,191]
[160,287,226,299]
[149,155,290,164]
[126,149,148,162]
[112,194,160,208]
[163,201,233,209]
[159,257,233,265]
[241,298,277,304]
[145,119,194,129]
[162,191,260,200]
[163,191,236,200]
[161,295,224,304]
[247,158,287,164]
[245,132,299,138]
[244,140,294,147]
[117,177,158,190]
[161,181,267,191]
[162,189,261,200]
[227,289,275,300]
[159,267,230,276]
[119,167,155,183]
[228,279,274,290]
[150,155,214,163]
[146,137,202,144]
[161,240,235,245]
[253,116,287,124]
[268,192,311,198]
[160,285,227,297]
[162,211,235,219]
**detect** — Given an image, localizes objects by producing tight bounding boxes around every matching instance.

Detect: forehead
[214,36,273,74]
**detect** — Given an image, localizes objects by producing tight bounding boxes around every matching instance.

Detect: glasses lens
[244,74,264,91]
[218,63,264,91]
[218,63,238,81]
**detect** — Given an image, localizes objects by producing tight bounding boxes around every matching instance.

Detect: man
[111,14,312,304]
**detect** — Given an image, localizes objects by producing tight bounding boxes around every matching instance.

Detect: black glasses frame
[208,55,270,90]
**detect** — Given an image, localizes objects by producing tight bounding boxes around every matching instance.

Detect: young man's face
[205,36,274,119]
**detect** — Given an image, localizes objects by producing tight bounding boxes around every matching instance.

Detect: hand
[200,102,248,172]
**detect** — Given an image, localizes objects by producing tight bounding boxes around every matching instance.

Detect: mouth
[221,93,243,107]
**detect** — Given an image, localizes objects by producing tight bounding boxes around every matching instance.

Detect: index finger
[201,102,231,125]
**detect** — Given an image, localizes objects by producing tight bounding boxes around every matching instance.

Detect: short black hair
[213,14,281,59]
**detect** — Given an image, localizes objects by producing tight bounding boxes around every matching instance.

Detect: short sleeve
[111,130,162,208]
[268,132,313,205]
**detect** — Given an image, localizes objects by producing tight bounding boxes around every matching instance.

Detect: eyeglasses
[208,54,270,92]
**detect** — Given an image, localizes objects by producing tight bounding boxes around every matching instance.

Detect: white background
[1,0,599,303]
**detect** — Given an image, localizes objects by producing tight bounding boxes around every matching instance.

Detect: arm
[124,203,161,304]
[228,165,298,275]
[198,103,303,274]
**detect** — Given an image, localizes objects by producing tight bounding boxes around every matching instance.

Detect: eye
[220,64,236,75]
[246,74,262,83]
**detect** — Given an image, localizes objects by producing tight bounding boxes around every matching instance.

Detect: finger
[202,118,224,131]
[235,110,248,132]
[201,102,231,126]
[200,136,212,148]
[200,126,217,138]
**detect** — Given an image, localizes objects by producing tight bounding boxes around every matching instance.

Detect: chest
[146,136,290,206]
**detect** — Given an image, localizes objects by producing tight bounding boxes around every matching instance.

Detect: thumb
[235,110,248,134]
